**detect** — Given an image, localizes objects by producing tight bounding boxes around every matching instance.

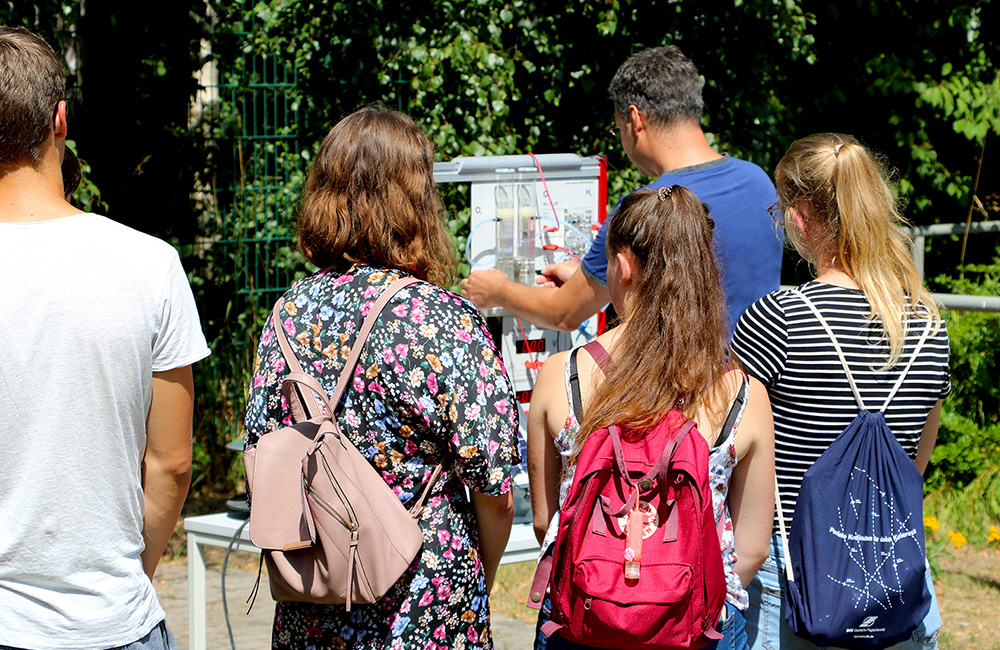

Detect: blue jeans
[745,536,940,650]
[1,619,177,650]
[534,596,748,650]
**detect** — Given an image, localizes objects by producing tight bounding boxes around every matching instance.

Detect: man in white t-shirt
[0,26,210,650]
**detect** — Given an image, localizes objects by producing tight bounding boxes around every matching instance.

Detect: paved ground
[153,559,535,650]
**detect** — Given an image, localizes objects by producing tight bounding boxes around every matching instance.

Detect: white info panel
[434,154,607,479]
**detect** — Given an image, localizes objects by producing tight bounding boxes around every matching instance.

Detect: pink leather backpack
[243,276,441,609]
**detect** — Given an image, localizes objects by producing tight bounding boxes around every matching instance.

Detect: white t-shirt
[0,213,211,649]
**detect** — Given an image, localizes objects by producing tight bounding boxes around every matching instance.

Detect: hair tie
[834,143,844,158]
[657,185,673,201]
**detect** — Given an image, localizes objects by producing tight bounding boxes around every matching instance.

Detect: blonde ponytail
[777,134,940,368]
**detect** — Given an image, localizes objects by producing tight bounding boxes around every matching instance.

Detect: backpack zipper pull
[624,548,640,579]
[624,497,644,579]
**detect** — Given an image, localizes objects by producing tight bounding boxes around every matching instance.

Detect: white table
[184,512,539,650]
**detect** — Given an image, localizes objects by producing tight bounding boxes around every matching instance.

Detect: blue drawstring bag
[776,292,935,650]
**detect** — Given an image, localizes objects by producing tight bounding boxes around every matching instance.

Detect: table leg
[188,533,208,650]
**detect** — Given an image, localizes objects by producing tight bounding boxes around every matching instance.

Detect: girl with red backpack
[527,185,775,649]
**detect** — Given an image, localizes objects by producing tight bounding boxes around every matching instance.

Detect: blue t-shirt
[582,155,782,335]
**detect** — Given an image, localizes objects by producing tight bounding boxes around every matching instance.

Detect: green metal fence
[191,3,418,444]
[192,1,305,442]
[211,2,303,325]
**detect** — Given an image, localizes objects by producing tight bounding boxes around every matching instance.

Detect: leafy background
[3,1,998,536]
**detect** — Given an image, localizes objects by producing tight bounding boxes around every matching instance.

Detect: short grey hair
[608,46,703,129]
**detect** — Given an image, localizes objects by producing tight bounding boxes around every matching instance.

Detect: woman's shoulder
[276,266,367,309]
[736,285,796,330]
[716,366,750,413]
[403,277,481,315]
[535,345,580,393]
[307,265,481,323]
[350,270,506,367]
[742,281,869,322]
[387,276,490,334]
[904,296,950,334]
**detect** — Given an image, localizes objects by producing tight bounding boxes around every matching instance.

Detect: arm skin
[526,352,569,544]
[725,376,776,588]
[914,399,943,475]
[471,491,515,592]
[141,366,195,579]
[461,266,610,332]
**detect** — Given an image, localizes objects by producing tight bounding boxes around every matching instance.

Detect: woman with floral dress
[244,106,520,650]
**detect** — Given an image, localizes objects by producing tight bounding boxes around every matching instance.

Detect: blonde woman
[528,186,775,650]
[732,133,951,650]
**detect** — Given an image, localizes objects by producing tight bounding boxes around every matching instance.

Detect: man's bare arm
[461,266,610,332]
[141,366,195,579]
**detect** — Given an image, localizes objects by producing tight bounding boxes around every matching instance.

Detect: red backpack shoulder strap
[581,340,615,375]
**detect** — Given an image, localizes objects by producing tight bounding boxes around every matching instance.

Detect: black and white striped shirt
[731,281,951,532]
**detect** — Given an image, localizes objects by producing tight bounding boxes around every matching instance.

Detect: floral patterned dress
[245,265,520,650]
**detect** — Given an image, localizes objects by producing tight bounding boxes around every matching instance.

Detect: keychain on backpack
[624,490,644,579]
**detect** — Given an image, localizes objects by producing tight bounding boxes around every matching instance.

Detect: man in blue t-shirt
[461,46,782,336]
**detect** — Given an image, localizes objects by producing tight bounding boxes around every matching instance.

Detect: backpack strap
[777,291,937,583]
[582,339,616,374]
[271,276,419,421]
[407,464,445,517]
[774,476,796,584]
[714,370,749,448]
[779,289,843,584]
[568,347,585,426]
[879,317,935,411]
[528,553,553,611]
[271,303,323,422]
[568,340,616,426]
[793,289,937,413]
[592,420,696,541]
[326,276,420,410]
[792,290,868,411]
[269,275,444,509]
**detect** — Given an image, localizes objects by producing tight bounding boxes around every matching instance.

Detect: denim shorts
[1,619,178,650]
[111,620,178,650]
[534,596,748,650]
[744,536,940,650]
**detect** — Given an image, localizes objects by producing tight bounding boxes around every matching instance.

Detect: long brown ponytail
[577,186,731,448]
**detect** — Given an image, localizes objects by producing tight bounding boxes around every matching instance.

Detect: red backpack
[530,342,729,650]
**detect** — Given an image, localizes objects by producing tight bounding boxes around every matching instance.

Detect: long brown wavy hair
[298,106,455,286]
[775,133,940,368]
[577,186,732,447]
